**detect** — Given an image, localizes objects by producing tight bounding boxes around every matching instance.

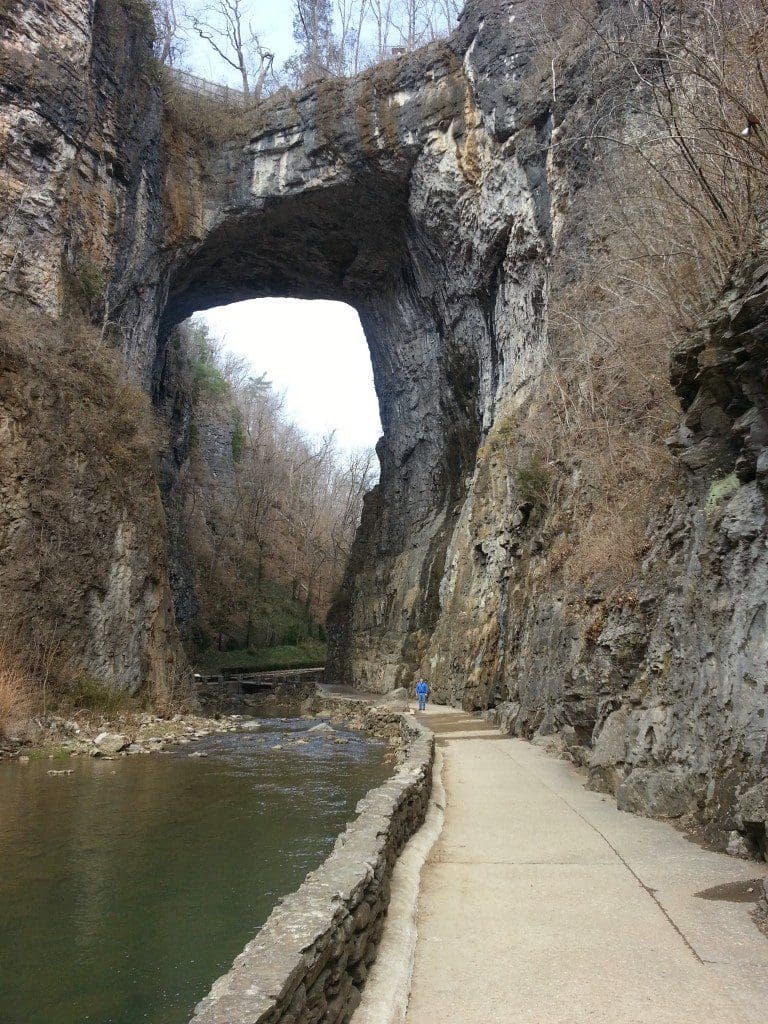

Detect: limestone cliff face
[1,0,766,842]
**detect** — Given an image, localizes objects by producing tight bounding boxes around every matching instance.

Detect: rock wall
[0,0,179,693]
[0,0,766,843]
[190,710,433,1024]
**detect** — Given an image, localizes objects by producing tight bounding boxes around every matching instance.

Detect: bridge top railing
[169,68,246,107]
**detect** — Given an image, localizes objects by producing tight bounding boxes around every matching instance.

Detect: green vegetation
[63,676,136,716]
[119,0,155,26]
[706,473,740,516]
[196,639,326,675]
[175,319,374,676]
[515,457,550,507]
[192,355,228,399]
[26,745,73,762]
[190,579,327,673]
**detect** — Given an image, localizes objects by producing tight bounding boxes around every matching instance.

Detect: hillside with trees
[168,322,377,672]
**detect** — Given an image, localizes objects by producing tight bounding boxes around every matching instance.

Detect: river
[0,713,390,1024]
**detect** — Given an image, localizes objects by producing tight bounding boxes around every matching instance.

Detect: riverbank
[190,696,434,1024]
[1,708,393,1024]
[0,687,412,765]
[0,708,266,762]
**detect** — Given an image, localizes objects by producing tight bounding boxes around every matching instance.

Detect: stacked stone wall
[190,712,433,1024]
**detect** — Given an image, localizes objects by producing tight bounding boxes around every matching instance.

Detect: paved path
[404,706,768,1024]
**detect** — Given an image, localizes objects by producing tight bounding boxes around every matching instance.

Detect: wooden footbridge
[193,666,325,700]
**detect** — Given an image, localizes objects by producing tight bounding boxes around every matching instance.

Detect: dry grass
[511,1,768,594]
[521,259,681,591]
[0,304,166,703]
[162,79,265,149]
[0,648,33,739]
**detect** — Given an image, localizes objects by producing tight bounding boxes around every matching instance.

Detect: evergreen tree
[291,0,338,84]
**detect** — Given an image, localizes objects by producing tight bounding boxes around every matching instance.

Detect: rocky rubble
[1,710,250,761]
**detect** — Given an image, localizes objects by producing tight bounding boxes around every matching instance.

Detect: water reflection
[0,715,388,1024]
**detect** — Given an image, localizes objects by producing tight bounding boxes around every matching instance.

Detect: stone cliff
[0,0,766,846]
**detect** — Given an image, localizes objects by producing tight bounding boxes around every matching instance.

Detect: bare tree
[425,0,462,41]
[369,0,395,59]
[291,0,339,83]
[191,0,274,100]
[152,0,183,66]
[176,317,378,654]
[336,0,370,75]
[393,0,423,50]
[386,0,460,56]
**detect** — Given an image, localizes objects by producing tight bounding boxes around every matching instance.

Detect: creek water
[0,714,390,1024]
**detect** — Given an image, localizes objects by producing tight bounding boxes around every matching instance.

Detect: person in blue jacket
[415,678,429,711]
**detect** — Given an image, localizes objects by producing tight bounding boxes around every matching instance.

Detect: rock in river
[92,732,130,756]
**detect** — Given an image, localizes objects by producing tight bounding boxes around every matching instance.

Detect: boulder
[92,732,129,756]
[379,700,409,712]
[735,781,768,857]
[589,710,629,768]
[736,780,768,829]
[616,768,697,820]
[10,718,44,744]
[721,482,767,542]
[726,830,753,859]
[494,702,521,735]
[385,687,409,702]
[308,722,335,734]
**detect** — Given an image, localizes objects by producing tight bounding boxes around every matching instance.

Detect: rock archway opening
[148,29,520,690]
[157,293,387,678]
[199,297,382,456]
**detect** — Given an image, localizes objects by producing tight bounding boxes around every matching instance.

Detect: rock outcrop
[1,0,766,844]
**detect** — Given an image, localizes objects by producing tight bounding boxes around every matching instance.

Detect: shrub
[0,648,33,739]
[515,458,551,507]
[61,675,137,717]
[78,257,106,311]
[706,473,740,515]
[231,416,245,462]
[162,80,263,149]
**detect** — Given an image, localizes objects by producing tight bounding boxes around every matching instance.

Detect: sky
[199,299,382,454]
[182,3,298,85]
[183,6,381,454]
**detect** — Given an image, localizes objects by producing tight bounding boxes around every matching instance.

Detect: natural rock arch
[152,12,548,692]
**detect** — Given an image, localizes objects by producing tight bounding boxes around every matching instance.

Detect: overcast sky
[199,300,382,454]
[182,3,297,85]
[183,6,382,454]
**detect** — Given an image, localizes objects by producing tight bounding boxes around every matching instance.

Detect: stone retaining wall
[190,710,434,1024]
[757,878,768,938]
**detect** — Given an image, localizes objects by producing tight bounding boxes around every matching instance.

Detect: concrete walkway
[404,706,768,1024]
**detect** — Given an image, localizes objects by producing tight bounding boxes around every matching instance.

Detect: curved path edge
[351,741,446,1024]
[189,707,433,1024]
